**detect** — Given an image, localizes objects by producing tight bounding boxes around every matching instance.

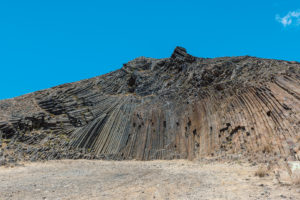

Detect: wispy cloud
[276,10,300,27]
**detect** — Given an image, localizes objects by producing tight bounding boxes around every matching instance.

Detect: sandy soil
[0,160,299,200]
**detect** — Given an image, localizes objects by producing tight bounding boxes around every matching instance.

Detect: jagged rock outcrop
[0,47,299,164]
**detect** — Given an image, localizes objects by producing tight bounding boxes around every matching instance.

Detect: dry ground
[0,159,299,200]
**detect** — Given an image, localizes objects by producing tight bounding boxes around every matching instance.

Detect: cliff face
[0,47,299,164]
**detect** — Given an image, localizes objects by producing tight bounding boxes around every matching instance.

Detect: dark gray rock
[0,157,5,166]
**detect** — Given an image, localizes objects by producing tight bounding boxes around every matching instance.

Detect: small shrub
[296,135,300,143]
[255,167,269,177]
[292,174,300,185]
[262,144,273,154]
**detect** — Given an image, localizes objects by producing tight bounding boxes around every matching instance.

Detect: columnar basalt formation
[0,47,299,164]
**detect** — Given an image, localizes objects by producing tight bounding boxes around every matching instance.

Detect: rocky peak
[171,46,188,58]
[171,46,195,62]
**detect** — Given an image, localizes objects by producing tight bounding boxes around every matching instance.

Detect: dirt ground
[0,159,299,200]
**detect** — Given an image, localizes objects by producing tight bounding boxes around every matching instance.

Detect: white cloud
[276,10,300,27]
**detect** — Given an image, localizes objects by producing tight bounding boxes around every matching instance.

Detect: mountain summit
[0,47,299,164]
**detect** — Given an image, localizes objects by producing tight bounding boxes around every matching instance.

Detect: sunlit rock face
[0,47,299,163]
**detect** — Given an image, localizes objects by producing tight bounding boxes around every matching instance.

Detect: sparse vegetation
[0,160,299,199]
[262,144,273,154]
[292,174,300,185]
[255,166,269,177]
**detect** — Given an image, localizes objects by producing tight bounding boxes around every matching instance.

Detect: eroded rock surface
[0,47,299,164]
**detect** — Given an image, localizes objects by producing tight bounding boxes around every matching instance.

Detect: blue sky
[0,0,300,100]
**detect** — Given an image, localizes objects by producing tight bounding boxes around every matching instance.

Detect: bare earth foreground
[0,160,299,200]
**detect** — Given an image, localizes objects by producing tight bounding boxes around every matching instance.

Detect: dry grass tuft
[262,144,273,154]
[255,166,269,178]
[292,174,300,185]
[296,135,300,143]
